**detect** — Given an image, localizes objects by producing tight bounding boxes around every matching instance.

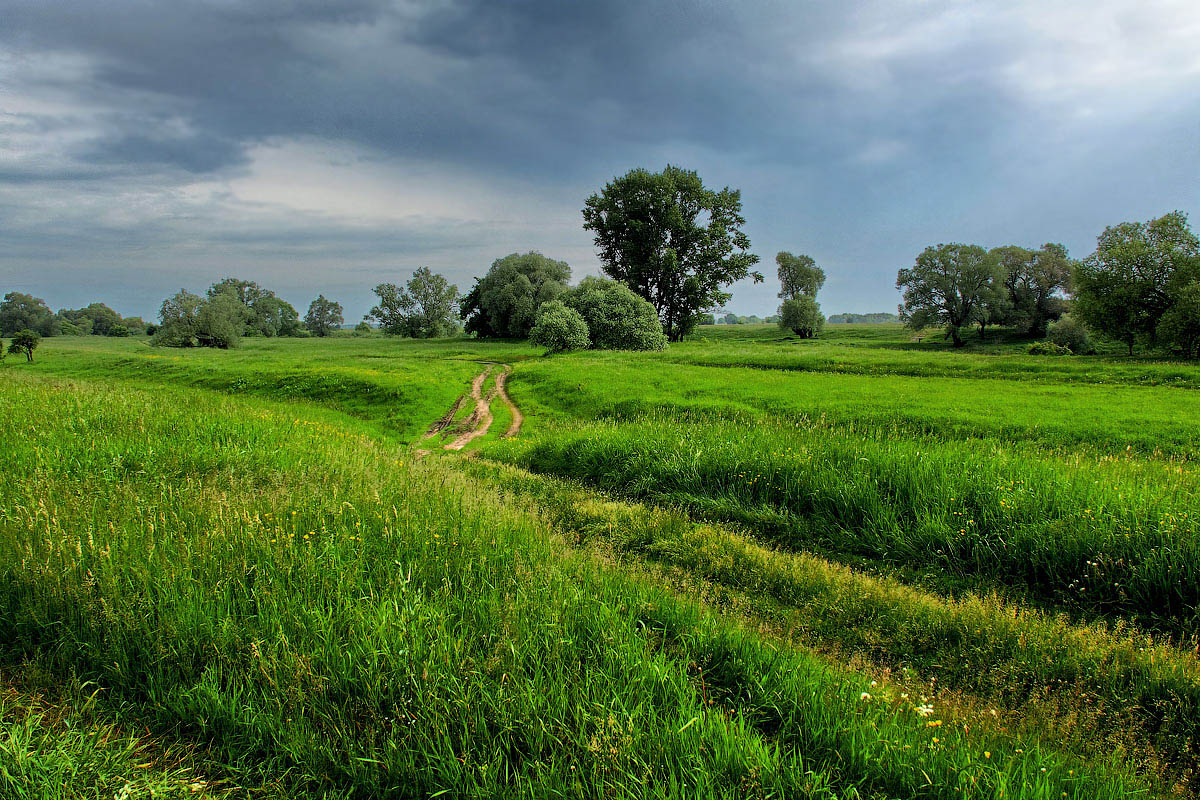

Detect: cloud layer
[2,0,1198,319]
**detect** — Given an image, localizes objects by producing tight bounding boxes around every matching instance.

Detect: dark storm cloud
[1,0,1011,178]
[1,0,1197,318]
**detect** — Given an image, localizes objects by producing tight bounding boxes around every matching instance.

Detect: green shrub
[1028,341,1072,356]
[560,277,666,351]
[779,296,824,338]
[107,324,130,337]
[529,301,590,352]
[1046,315,1093,354]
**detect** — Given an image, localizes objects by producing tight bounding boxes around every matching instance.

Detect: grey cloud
[0,0,1197,317]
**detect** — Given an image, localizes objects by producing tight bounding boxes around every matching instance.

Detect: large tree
[58,302,122,336]
[896,243,1000,347]
[304,295,344,337]
[582,165,761,341]
[152,289,205,347]
[209,278,300,336]
[194,292,244,349]
[778,296,824,338]
[776,252,825,300]
[988,244,1071,336]
[0,292,57,337]
[1072,211,1200,355]
[370,268,460,338]
[461,252,570,338]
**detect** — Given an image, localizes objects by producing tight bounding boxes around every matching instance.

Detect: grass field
[2,325,1198,797]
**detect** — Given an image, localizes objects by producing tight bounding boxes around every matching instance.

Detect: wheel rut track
[429,364,521,452]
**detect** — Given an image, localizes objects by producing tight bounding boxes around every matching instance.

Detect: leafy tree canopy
[0,292,57,337]
[8,329,40,362]
[461,252,570,338]
[529,300,590,352]
[897,243,1000,347]
[560,277,666,351]
[1072,211,1200,354]
[779,295,825,338]
[59,302,121,336]
[195,292,244,349]
[776,252,825,300]
[370,268,460,339]
[304,295,344,337]
[582,165,761,341]
[987,244,1072,336]
[1157,283,1200,359]
[208,278,300,337]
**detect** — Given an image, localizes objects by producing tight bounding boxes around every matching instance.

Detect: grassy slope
[0,373,1148,798]
[4,329,1199,796]
[487,327,1200,629]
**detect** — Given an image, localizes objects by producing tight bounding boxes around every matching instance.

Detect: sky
[2,0,1198,321]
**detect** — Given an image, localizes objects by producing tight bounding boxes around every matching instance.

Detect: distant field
[3,325,1199,798]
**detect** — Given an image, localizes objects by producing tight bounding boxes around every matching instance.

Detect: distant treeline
[827,312,899,324]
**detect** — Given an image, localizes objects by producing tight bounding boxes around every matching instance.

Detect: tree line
[897,211,1200,356]
[1,165,825,355]
[151,280,346,348]
[8,165,1194,358]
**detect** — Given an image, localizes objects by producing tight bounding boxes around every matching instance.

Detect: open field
[3,326,1200,797]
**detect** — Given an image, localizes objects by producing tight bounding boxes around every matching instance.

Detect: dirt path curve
[420,363,523,453]
[443,366,498,451]
[495,368,523,438]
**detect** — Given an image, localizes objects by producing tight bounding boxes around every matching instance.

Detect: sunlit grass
[0,374,1154,798]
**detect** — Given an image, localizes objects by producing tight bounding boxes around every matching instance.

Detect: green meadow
[3,325,1200,798]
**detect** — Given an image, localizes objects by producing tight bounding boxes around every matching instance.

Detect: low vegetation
[3,323,1197,796]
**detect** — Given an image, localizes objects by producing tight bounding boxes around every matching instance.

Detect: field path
[496,368,523,438]
[444,366,500,450]
[423,364,522,451]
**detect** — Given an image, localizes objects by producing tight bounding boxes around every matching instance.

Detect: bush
[529,301,591,352]
[353,321,373,336]
[108,324,130,337]
[1028,341,1072,356]
[779,296,824,338]
[1046,315,1093,354]
[560,277,667,351]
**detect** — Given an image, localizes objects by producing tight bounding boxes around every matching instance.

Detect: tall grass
[0,374,1150,798]
[485,416,1200,630]
[467,460,1200,785]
